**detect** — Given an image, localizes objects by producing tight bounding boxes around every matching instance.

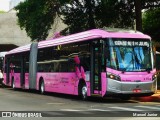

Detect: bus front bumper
[105,78,157,97]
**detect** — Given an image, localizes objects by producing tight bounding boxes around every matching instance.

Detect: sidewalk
[132,90,160,102]
[152,90,160,96]
[156,90,160,93]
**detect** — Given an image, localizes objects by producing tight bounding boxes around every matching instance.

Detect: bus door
[20,56,25,88]
[91,41,102,94]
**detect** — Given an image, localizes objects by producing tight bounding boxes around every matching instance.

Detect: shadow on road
[132,96,160,102]
[1,84,154,104]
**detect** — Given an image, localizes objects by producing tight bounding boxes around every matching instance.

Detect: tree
[142,0,160,9]
[60,0,160,37]
[135,0,142,31]
[60,0,98,34]
[135,0,160,32]
[15,0,59,41]
[143,8,160,41]
[15,0,160,40]
[100,0,134,28]
[60,0,135,34]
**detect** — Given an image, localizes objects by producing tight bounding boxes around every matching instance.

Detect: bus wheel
[40,80,45,94]
[79,83,87,100]
[12,79,15,89]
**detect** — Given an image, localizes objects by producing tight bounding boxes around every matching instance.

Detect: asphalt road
[0,85,160,120]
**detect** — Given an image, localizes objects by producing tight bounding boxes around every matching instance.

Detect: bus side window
[60,61,68,72]
[68,59,75,72]
[54,62,60,72]
[49,63,54,72]
[37,64,42,72]
[80,56,90,72]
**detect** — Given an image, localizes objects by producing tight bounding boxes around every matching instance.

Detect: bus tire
[12,79,15,89]
[79,82,87,100]
[40,80,45,94]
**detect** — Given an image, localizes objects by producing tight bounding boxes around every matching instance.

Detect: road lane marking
[61,109,83,111]
[60,109,94,115]
[127,100,140,103]
[42,111,64,116]
[135,106,160,110]
[47,103,64,105]
[109,106,142,111]
[139,102,160,104]
[89,109,110,111]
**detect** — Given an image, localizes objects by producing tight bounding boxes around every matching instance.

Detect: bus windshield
[106,38,152,72]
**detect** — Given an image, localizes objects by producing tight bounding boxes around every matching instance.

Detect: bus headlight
[107,72,121,81]
[152,74,157,81]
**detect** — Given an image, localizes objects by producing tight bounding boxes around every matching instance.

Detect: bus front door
[91,41,102,94]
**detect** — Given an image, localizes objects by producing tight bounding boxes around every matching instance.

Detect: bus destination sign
[114,40,149,47]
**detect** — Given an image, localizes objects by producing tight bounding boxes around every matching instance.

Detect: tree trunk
[86,0,96,29]
[135,0,142,32]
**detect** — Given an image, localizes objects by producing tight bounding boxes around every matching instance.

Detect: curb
[151,90,160,96]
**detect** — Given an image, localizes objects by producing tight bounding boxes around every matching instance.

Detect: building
[0,12,31,51]
[0,0,10,12]
[9,0,25,11]
[0,0,66,52]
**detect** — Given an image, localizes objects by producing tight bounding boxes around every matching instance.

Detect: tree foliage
[60,0,97,34]
[15,0,160,41]
[60,0,160,34]
[143,8,160,41]
[60,0,135,34]
[142,0,160,9]
[100,0,134,28]
[15,0,59,41]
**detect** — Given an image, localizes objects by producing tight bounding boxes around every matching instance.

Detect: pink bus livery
[3,29,157,100]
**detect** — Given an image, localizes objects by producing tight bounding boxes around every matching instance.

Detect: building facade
[9,0,25,10]
[0,0,66,52]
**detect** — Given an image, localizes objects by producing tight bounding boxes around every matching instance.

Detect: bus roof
[6,29,151,55]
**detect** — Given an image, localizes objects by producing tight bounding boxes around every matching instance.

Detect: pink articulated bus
[3,29,157,100]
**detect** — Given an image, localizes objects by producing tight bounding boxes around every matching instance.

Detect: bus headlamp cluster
[152,74,157,81]
[107,72,121,81]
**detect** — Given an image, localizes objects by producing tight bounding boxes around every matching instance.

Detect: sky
[0,0,11,12]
